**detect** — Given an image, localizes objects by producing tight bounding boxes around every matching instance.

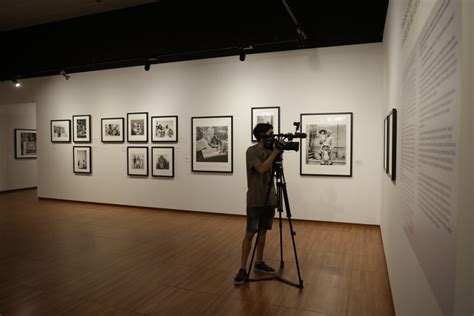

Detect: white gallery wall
[0,43,383,224]
[0,103,37,191]
[382,0,472,315]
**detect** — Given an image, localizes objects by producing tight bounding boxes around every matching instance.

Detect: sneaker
[234,268,247,285]
[254,261,276,274]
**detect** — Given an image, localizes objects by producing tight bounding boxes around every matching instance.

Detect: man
[234,123,281,285]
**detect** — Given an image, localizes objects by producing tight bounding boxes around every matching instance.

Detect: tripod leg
[277,182,284,271]
[246,229,260,281]
[281,181,304,288]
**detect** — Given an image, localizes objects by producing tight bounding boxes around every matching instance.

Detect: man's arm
[254,148,281,174]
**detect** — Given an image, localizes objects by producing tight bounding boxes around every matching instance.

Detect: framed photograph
[101,117,125,142]
[51,119,71,143]
[192,116,233,173]
[73,115,91,143]
[300,112,353,177]
[127,147,149,176]
[14,129,37,159]
[151,116,178,142]
[152,146,174,177]
[73,146,92,174]
[387,109,397,181]
[127,112,148,142]
[384,116,389,173]
[251,107,280,142]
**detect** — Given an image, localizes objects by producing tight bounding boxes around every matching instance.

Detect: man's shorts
[246,206,275,233]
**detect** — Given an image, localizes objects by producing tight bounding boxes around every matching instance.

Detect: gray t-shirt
[246,144,277,207]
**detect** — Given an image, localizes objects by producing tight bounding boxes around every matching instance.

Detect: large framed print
[300,112,353,177]
[127,146,149,176]
[73,146,92,174]
[384,116,389,173]
[14,129,37,159]
[127,112,148,142]
[387,109,397,181]
[51,119,71,143]
[152,147,174,177]
[151,116,178,142]
[251,107,280,142]
[101,117,125,142]
[73,115,91,143]
[192,116,233,173]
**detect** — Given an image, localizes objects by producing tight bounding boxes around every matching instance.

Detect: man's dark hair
[253,123,273,141]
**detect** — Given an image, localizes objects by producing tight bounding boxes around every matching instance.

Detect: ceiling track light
[59,70,70,80]
[12,79,21,88]
[239,50,246,62]
[282,0,308,48]
[144,61,151,71]
[239,45,253,62]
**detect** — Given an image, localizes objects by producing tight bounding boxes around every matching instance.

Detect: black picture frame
[300,112,353,177]
[387,108,397,181]
[151,115,178,143]
[191,115,233,173]
[127,112,148,143]
[72,115,92,143]
[14,129,37,159]
[73,146,92,174]
[384,116,389,173]
[127,146,149,176]
[152,146,175,177]
[251,106,280,142]
[51,119,71,143]
[101,117,125,143]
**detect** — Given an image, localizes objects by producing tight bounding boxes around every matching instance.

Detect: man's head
[253,123,273,142]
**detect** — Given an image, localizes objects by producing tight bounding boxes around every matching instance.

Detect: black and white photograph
[387,108,397,181]
[14,129,37,159]
[101,117,125,142]
[51,119,71,143]
[127,112,148,142]
[251,107,280,142]
[73,115,91,143]
[384,115,389,173]
[73,146,92,174]
[127,147,149,176]
[300,112,353,176]
[192,116,233,173]
[152,147,174,177]
[151,116,178,142]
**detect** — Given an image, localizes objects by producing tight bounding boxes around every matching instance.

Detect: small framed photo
[73,115,91,143]
[127,112,148,142]
[101,117,125,142]
[251,107,280,142]
[192,116,233,173]
[73,146,92,174]
[14,129,37,159]
[127,147,149,176]
[152,146,174,177]
[151,116,178,142]
[51,119,71,143]
[300,112,353,177]
[384,116,388,173]
[387,109,397,181]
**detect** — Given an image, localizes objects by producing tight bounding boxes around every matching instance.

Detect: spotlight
[12,79,21,88]
[59,70,70,80]
[239,50,246,62]
[144,62,151,71]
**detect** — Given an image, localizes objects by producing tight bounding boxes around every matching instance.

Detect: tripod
[246,153,304,288]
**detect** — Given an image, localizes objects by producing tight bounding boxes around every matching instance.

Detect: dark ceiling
[0,0,389,82]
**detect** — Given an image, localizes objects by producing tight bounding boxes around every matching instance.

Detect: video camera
[262,122,306,152]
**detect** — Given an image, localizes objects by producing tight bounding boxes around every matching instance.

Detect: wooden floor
[0,189,394,316]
